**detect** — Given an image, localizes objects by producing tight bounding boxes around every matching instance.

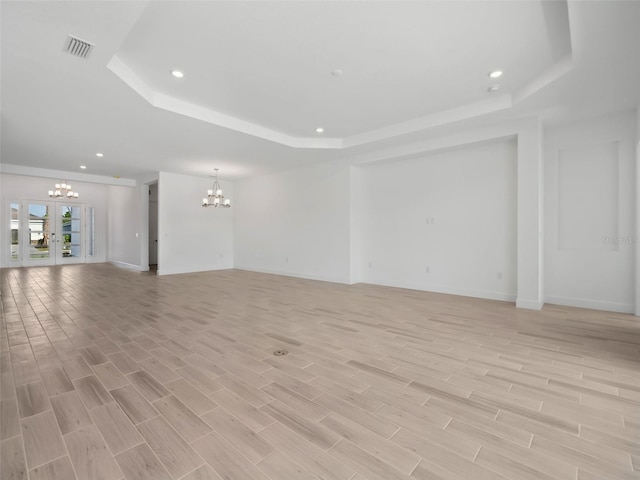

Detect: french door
[8,200,94,266]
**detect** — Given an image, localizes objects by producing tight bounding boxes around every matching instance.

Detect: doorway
[148,183,158,271]
[9,200,93,266]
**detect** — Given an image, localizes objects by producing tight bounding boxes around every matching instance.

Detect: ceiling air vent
[64,35,94,59]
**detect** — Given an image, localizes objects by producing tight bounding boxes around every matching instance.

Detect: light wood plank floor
[1,264,639,480]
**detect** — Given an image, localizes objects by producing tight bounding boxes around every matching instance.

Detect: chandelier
[49,181,79,198]
[202,169,231,208]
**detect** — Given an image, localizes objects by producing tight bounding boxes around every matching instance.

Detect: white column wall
[516,118,545,309]
[349,165,364,284]
[544,110,636,313]
[107,185,143,268]
[636,105,640,315]
[157,171,233,276]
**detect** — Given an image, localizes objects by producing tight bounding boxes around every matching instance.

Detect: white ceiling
[1,1,639,182]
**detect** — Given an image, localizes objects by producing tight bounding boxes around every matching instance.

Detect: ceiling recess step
[64,35,94,59]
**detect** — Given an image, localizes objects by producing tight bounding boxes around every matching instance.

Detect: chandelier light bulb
[202,168,231,208]
[49,180,79,199]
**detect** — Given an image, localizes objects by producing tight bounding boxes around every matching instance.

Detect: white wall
[107,185,143,268]
[516,119,545,309]
[544,110,636,313]
[636,105,640,315]
[0,173,109,266]
[157,171,233,275]
[358,140,518,301]
[234,162,351,283]
[349,165,365,284]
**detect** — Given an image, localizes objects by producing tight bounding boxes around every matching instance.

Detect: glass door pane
[10,202,19,261]
[88,207,95,257]
[59,205,83,263]
[9,201,91,266]
[28,203,53,262]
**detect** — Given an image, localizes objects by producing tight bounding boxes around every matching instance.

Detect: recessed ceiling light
[331,69,343,77]
[171,69,184,78]
[489,70,503,79]
[96,152,103,157]
[488,84,501,93]
[80,165,87,169]
[316,127,324,133]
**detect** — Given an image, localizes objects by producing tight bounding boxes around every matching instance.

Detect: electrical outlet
[497,272,502,280]
[368,261,372,268]
[425,266,430,273]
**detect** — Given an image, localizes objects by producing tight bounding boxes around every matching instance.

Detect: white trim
[235,267,518,302]
[344,95,512,148]
[233,266,351,285]
[0,164,136,186]
[108,55,342,150]
[108,54,557,150]
[545,295,633,314]
[516,299,544,310]
[157,265,231,276]
[110,260,148,272]
[635,132,640,316]
[363,278,517,303]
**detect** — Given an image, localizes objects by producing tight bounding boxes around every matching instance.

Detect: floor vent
[64,35,94,59]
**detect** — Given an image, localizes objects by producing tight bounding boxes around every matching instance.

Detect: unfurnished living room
[1,1,640,479]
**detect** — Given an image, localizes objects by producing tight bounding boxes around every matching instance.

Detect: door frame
[6,199,92,267]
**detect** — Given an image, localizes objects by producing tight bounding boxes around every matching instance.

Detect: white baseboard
[515,299,544,310]
[157,265,233,276]
[362,278,517,303]
[233,265,351,285]
[544,296,634,314]
[109,260,148,272]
